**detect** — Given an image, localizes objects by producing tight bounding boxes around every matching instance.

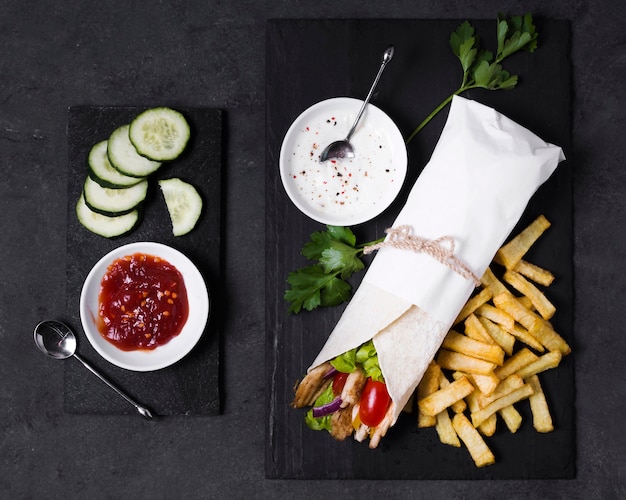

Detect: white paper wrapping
[309,95,565,424]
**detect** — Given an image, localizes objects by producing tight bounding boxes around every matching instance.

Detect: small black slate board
[65,106,222,416]
[265,19,574,479]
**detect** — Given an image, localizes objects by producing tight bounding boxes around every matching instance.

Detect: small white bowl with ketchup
[80,242,209,372]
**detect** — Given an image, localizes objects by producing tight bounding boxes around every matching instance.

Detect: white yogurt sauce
[285,110,401,220]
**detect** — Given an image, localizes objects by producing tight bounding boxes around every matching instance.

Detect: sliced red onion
[323,366,338,379]
[312,397,342,418]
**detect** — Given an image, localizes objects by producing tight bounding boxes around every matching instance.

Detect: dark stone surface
[1,0,625,498]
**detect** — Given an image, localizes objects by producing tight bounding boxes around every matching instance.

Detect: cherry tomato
[359,379,390,427]
[332,372,349,396]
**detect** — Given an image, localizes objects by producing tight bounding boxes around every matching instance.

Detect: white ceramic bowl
[80,242,209,372]
[279,97,407,226]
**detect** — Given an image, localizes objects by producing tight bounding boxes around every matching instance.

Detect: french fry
[464,314,496,344]
[494,292,570,355]
[439,371,467,414]
[476,375,524,408]
[528,320,571,355]
[436,350,497,376]
[454,288,493,325]
[492,291,537,331]
[503,269,556,320]
[517,295,535,311]
[417,376,475,417]
[451,371,465,381]
[452,413,496,467]
[480,267,509,296]
[513,259,555,286]
[494,347,540,380]
[494,215,551,269]
[478,316,516,356]
[498,405,523,433]
[468,372,500,397]
[416,361,442,427]
[414,215,568,467]
[442,330,505,365]
[435,409,461,447]
[507,323,545,353]
[471,384,534,428]
[516,350,562,380]
[527,375,554,433]
[479,413,497,436]
[454,373,497,436]
[475,303,515,331]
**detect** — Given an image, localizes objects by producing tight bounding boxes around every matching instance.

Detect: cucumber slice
[108,124,162,177]
[83,175,148,216]
[76,194,139,238]
[129,107,190,161]
[158,178,203,236]
[88,140,144,188]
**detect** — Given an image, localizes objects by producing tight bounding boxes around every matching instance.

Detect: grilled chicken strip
[368,402,397,449]
[352,404,369,442]
[339,368,366,408]
[291,362,333,408]
[329,406,355,441]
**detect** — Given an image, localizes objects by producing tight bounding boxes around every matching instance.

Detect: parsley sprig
[406,13,538,144]
[285,226,383,314]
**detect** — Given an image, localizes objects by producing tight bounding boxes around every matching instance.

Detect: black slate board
[265,19,574,479]
[65,106,222,416]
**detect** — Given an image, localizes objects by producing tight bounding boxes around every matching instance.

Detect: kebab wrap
[292,95,565,445]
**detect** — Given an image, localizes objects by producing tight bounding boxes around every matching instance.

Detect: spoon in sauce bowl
[319,45,395,163]
[33,320,154,420]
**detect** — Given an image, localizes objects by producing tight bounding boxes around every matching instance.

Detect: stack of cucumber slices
[76,107,203,238]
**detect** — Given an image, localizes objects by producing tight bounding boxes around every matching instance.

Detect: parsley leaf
[319,240,365,278]
[285,226,383,313]
[449,21,478,83]
[285,265,351,314]
[406,13,539,143]
[497,12,538,61]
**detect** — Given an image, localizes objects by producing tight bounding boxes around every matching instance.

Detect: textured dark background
[1,1,624,498]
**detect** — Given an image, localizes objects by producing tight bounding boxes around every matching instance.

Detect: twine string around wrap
[363,225,481,287]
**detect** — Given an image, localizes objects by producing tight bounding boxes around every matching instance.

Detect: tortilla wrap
[309,96,565,425]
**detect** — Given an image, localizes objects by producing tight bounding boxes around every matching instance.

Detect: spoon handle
[73,353,154,420]
[345,45,394,141]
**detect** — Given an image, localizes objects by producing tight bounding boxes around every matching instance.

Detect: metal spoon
[33,320,154,420]
[319,45,395,163]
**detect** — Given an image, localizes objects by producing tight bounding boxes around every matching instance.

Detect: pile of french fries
[413,215,571,467]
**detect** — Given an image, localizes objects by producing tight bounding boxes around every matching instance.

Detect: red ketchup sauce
[97,253,189,351]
